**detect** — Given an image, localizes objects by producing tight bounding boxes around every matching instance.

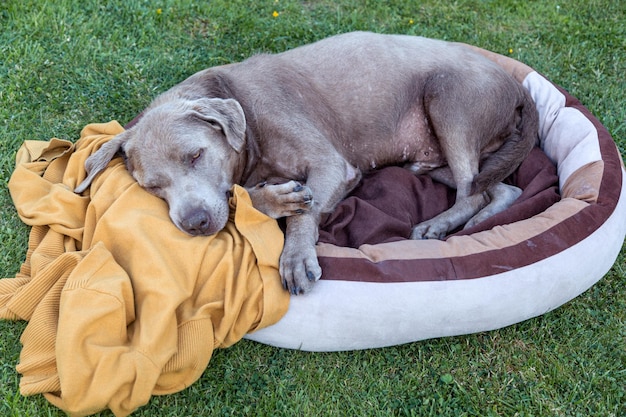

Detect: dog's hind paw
[248,180,314,219]
[410,221,449,240]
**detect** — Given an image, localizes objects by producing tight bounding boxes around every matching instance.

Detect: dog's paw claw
[280,245,321,295]
[411,222,448,240]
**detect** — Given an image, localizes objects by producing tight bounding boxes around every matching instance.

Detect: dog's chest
[244,153,308,187]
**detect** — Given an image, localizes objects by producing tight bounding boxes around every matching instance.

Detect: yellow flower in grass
[156,8,162,15]
[273,11,279,18]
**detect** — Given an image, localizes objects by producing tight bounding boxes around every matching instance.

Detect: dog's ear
[74,130,132,193]
[191,98,246,153]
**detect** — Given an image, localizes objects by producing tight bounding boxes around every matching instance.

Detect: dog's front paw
[279,244,321,295]
[410,221,449,240]
[248,180,314,219]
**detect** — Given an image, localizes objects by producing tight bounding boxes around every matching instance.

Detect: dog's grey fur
[75,32,538,295]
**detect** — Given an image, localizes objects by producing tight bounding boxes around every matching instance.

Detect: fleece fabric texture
[1,121,289,416]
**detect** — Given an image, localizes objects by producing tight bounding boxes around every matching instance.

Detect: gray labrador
[75,32,538,295]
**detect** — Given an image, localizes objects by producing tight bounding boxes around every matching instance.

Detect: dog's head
[75,97,247,236]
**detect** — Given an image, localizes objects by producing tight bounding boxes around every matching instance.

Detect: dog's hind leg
[410,118,492,239]
[463,182,521,229]
[410,191,489,239]
[413,168,521,236]
[411,70,527,239]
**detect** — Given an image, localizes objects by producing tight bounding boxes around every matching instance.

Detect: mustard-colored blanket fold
[1,121,289,417]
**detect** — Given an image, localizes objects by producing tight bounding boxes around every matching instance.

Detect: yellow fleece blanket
[0,121,290,416]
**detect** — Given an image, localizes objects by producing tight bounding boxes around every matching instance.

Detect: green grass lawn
[1,0,625,415]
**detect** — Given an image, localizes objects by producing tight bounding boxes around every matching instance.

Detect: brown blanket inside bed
[318,147,560,248]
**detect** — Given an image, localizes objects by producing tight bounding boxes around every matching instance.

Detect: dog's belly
[343,109,446,174]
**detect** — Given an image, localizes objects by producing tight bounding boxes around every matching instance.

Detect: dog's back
[208,32,535,178]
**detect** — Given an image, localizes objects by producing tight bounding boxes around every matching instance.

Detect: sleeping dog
[75,32,539,295]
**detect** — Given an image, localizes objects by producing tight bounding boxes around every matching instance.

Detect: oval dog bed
[245,47,626,352]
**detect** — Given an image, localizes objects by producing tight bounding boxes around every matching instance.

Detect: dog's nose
[182,210,211,235]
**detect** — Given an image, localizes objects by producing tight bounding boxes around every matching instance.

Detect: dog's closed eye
[189,149,204,167]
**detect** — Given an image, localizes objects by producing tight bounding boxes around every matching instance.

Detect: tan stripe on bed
[315,197,589,261]
[561,161,604,203]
